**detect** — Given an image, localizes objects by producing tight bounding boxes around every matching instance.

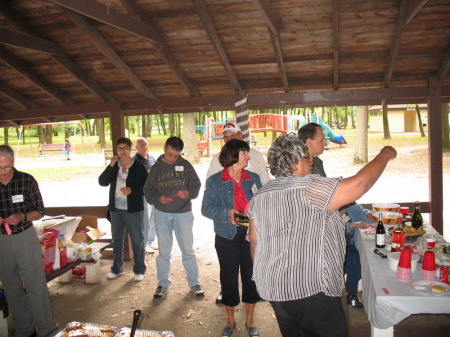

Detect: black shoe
[347,292,364,309]
[216,292,222,304]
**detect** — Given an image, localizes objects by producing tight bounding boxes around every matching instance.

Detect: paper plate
[410,280,450,296]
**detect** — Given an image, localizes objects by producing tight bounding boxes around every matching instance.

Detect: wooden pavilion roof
[0,0,449,125]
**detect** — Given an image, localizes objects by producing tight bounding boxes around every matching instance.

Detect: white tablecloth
[356,225,450,330]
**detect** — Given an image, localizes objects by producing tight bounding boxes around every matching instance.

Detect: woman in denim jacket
[202,139,262,337]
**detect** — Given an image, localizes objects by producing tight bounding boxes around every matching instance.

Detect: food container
[388,226,426,244]
[54,322,117,337]
[388,252,419,272]
[369,211,402,225]
[372,203,400,213]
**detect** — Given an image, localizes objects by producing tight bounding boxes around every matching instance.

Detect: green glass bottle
[411,201,423,229]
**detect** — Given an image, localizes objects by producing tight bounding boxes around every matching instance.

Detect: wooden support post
[427,76,443,235]
[235,91,250,143]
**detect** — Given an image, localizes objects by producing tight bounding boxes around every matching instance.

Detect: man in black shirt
[0,145,57,337]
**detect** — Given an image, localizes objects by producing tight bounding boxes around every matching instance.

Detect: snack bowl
[372,203,400,213]
[369,211,402,225]
[388,252,419,272]
[387,226,426,244]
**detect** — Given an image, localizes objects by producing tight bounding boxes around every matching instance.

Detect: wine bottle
[376,213,386,248]
[411,201,423,229]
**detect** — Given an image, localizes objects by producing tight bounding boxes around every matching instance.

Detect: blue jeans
[143,200,156,245]
[344,243,361,293]
[110,209,146,275]
[154,209,200,288]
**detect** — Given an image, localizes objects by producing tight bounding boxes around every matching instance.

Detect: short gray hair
[267,134,308,177]
[0,145,15,160]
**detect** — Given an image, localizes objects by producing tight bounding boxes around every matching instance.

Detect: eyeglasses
[117,146,130,151]
[0,166,12,172]
[136,143,148,147]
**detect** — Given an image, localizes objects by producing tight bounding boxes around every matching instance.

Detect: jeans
[143,200,156,245]
[154,209,200,288]
[110,209,146,275]
[344,243,361,293]
[270,293,349,337]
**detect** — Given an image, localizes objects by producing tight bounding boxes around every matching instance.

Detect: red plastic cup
[426,237,436,249]
[400,207,409,215]
[398,248,412,268]
[397,266,411,282]
[422,250,436,271]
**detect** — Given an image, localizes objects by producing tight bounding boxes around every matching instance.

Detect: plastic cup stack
[397,248,412,282]
[421,250,436,281]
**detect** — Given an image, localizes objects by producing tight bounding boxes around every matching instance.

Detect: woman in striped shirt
[248,134,396,337]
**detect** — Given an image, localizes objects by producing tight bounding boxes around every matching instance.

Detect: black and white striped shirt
[248,174,346,301]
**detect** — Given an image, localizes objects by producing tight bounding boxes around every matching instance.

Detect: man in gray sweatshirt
[143,137,203,299]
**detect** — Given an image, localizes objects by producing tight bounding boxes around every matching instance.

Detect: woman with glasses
[99,137,148,281]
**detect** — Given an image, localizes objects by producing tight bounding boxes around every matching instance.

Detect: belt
[0,222,33,235]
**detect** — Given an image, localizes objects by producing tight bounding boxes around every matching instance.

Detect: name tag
[12,195,24,203]
[175,166,184,172]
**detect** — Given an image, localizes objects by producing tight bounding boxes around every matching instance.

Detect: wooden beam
[64,9,157,99]
[427,76,443,235]
[0,46,76,105]
[0,29,63,56]
[48,0,164,44]
[332,0,339,90]
[268,28,289,93]
[403,0,429,25]
[383,0,408,88]
[120,0,198,97]
[192,0,241,91]
[0,82,39,109]
[251,0,281,36]
[436,46,450,82]
[0,2,115,103]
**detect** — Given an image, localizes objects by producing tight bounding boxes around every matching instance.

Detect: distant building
[368,104,428,132]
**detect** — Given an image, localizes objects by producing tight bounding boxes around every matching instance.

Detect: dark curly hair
[219,139,250,168]
[116,137,132,148]
[268,134,309,177]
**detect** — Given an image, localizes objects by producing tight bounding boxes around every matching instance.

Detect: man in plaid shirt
[0,145,57,337]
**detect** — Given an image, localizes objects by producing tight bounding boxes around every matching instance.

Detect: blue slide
[311,113,347,145]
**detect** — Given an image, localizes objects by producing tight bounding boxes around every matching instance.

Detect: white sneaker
[145,246,155,254]
[149,242,158,250]
[134,274,145,281]
[107,272,124,279]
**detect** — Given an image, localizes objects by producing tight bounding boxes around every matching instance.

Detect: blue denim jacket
[345,203,375,245]
[202,170,262,240]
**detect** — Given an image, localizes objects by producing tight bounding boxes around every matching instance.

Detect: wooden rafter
[0,82,39,109]
[64,9,157,100]
[0,2,116,103]
[268,29,289,93]
[437,46,450,82]
[119,0,198,97]
[251,0,281,36]
[332,0,339,90]
[48,0,163,44]
[0,29,63,56]
[0,46,75,105]
[192,0,241,91]
[403,0,430,25]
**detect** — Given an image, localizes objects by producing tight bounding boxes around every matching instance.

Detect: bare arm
[328,146,397,211]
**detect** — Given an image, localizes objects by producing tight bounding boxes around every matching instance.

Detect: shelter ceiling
[0,0,449,125]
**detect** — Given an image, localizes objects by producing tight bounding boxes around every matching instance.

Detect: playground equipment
[288,114,347,145]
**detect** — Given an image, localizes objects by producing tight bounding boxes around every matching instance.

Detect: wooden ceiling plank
[403,0,430,25]
[0,82,39,109]
[268,29,289,93]
[382,0,408,88]
[251,0,281,36]
[192,0,241,91]
[47,0,164,44]
[0,46,76,105]
[437,46,450,82]
[332,0,339,90]
[64,9,157,100]
[0,29,63,57]
[120,0,198,97]
[0,2,116,103]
